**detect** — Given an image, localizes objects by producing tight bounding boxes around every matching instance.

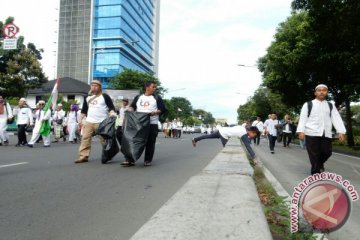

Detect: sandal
[121,161,134,167]
[144,162,152,166]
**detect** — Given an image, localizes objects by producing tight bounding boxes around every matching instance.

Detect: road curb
[129,138,272,240]
[256,156,329,240]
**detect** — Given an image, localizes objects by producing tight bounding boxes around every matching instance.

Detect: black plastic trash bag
[96,116,119,164]
[101,138,119,164]
[121,112,150,162]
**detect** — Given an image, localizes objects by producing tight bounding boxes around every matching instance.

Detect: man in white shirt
[0,96,13,146]
[52,103,66,142]
[297,84,346,175]
[121,80,166,167]
[27,100,52,147]
[252,116,264,145]
[263,112,279,154]
[115,98,130,145]
[75,80,116,163]
[192,125,259,159]
[13,98,34,146]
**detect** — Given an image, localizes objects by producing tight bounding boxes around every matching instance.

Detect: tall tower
[57,0,160,87]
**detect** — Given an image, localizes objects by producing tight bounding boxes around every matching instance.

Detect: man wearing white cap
[297,84,346,175]
[13,98,33,146]
[52,103,66,142]
[75,80,116,163]
[27,100,52,147]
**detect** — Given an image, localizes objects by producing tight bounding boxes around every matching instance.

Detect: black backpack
[307,101,333,118]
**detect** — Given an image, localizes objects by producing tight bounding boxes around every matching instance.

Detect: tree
[237,87,291,123]
[193,109,215,125]
[258,3,360,146]
[0,17,47,98]
[169,97,193,120]
[109,68,166,95]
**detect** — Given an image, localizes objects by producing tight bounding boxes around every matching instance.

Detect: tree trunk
[344,97,354,147]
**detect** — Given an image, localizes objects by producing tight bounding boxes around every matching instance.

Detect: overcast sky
[0,0,292,124]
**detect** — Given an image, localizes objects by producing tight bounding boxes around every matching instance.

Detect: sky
[0,0,292,124]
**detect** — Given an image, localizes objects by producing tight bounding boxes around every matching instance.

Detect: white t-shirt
[264,119,279,136]
[86,95,109,123]
[136,95,158,124]
[219,125,247,140]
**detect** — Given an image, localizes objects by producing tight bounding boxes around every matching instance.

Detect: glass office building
[57,0,160,87]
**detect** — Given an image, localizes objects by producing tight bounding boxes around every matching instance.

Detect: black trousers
[283,132,292,147]
[177,129,182,138]
[144,124,159,163]
[253,134,260,145]
[194,131,228,147]
[17,124,27,145]
[268,134,277,151]
[305,135,332,175]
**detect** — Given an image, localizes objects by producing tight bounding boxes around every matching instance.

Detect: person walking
[0,96,13,146]
[27,100,52,148]
[176,119,183,138]
[75,80,116,163]
[115,98,130,145]
[252,116,264,145]
[263,112,279,154]
[297,84,346,175]
[192,125,259,159]
[121,80,166,167]
[66,104,81,143]
[52,103,66,142]
[13,98,33,146]
[282,115,294,148]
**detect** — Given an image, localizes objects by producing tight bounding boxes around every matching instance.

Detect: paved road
[254,137,360,240]
[0,133,222,240]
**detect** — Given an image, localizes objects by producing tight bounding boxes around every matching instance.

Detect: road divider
[130,138,272,240]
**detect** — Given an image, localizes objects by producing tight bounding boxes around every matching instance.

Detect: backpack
[307,101,333,118]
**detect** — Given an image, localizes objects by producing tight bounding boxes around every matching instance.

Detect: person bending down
[192,126,259,158]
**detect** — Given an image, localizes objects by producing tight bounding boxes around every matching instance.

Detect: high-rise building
[57,0,160,87]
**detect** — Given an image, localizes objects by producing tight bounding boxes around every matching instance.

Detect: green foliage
[258,4,360,146]
[109,68,166,95]
[237,87,292,123]
[0,17,47,98]
[193,109,215,125]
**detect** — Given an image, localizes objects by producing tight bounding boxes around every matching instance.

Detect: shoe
[144,162,152,167]
[121,161,134,167]
[43,145,50,148]
[52,140,59,143]
[27,144,33,148]
[271,151,274,154]
[3,140,9,146]
[192,138,196,147]
[74,157,88,164]
[15,144,21,147]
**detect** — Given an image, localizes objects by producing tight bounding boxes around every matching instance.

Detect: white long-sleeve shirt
[13,106,33,125]
[296,99,346,138]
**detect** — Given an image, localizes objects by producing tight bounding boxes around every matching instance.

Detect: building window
[68,95,75,100]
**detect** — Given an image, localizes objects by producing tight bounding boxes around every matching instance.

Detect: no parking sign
[3,23,19,38]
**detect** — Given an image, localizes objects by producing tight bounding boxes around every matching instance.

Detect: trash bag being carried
[96,116,119,164]
[121,112,150,162]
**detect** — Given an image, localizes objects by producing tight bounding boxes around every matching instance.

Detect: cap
[91,80,102,87]
[57,103,63,106]
[20,97,26,102]
[38,100,45,104]
[315,84,328,91]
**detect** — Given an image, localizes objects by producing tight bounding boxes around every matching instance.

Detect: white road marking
[0,162,29,169]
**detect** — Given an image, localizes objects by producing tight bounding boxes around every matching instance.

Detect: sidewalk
[130,138,272,240]
[254,140,360,240]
